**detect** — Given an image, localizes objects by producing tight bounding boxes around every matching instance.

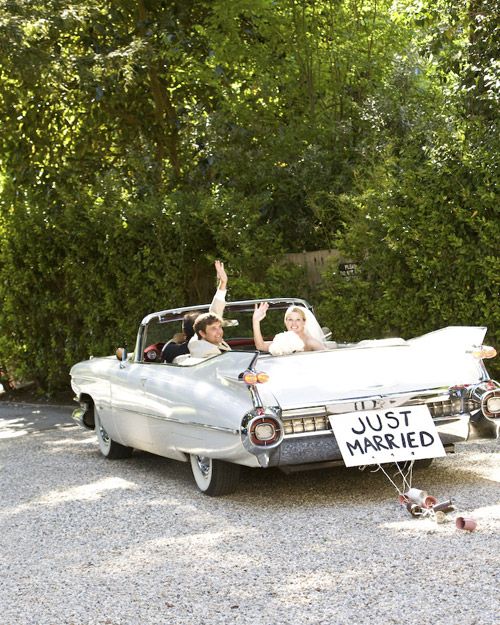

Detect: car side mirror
[116,347,127,362]
[322,327,332,340]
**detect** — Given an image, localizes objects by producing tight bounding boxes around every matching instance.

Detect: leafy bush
[317,128,500,379]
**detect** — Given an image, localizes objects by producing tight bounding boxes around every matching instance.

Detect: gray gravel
[0,410,499,625]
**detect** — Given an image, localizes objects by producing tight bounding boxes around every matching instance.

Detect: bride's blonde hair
[284,306,306,323]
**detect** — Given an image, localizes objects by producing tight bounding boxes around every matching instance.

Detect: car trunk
[257,327,488,410]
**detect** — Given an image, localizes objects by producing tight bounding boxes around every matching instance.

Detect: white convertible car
[70,298,500,495]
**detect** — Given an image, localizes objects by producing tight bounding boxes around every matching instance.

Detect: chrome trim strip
[433,415,465,423]
[281,394,472,438]
[282,412,470,440]
[325,389,453,414]
[283,430,332,439]
[282,406,327,417]
[407,395,452,405]
[114,407,239,435]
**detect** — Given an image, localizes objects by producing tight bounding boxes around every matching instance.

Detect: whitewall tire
[189,454,240,496]
[95,410,133,460]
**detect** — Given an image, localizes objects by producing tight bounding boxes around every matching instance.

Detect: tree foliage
[317,0,500,377]
[0,0,498,389]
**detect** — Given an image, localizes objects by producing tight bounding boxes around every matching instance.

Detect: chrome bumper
[267,410,497,468]
[264,383,500,468]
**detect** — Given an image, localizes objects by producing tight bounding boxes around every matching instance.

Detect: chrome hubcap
[98,420,110,445]
[196,456,211,477]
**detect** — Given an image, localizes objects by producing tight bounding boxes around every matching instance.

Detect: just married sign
[329,405,446,467]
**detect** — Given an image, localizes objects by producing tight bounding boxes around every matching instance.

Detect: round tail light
[482,389,500,418]
[249,417,282,446]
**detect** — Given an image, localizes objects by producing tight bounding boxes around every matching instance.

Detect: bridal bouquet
[269,331,305,356]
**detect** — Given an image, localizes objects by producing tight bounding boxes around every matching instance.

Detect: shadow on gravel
[128,442,499,509]
[3,403,497,514]
[0,403,75,438]
[2,426,498,625]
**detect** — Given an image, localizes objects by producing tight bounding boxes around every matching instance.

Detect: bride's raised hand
[253,302,269,322]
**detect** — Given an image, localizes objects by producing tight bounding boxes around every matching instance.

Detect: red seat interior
[227,338,256,349]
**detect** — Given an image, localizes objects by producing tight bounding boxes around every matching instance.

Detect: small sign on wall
[329,405,446,467]
[338,262,358,277]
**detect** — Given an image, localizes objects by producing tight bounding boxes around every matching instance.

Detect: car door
[109,359,153,450]
[139,363,196,460]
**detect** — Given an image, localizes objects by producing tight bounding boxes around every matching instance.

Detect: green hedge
[317,130,500,379]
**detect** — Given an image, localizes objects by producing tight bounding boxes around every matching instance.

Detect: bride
[252,302,326,354]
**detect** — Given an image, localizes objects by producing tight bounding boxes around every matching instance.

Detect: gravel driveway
[0,405,499,625]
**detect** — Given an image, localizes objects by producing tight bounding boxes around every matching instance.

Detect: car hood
[256,326,488,410]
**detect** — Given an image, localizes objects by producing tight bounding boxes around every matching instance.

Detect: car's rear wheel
[190,454,240,496]
[95,410,133,459]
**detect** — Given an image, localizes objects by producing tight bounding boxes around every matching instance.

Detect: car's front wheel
[190,454,240,496]
[95,410,133,460]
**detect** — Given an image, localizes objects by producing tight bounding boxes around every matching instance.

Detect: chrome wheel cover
[95,412,111,454]
[195,455,211,477]
[190,454,213,491]
[99,423,110,444]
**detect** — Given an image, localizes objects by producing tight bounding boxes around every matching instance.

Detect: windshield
[141,298,318,357]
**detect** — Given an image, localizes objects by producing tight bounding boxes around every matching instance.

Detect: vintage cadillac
[70,298,500,495]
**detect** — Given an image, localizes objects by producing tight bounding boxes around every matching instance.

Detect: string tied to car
[359,460,455,522]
